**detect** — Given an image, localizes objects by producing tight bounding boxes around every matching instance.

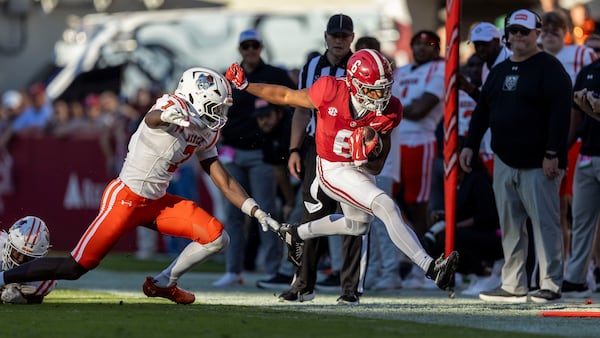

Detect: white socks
[152,233,229,287]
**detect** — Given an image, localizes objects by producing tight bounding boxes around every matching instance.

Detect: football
[363,126,381,159]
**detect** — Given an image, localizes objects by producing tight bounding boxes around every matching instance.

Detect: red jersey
[309,76,402,162]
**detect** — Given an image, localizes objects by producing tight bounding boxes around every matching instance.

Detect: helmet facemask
[346,49,394,118]
[2,216,50,270]
[350,77,393,116]
[175,67,233,131]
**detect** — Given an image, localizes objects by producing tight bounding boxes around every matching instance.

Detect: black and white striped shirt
[298,50,352,136]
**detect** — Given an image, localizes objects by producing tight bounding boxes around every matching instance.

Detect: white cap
[239,29,262,44]
[2,90,21,109]
[507,9,539,30]
[469,22,500,42]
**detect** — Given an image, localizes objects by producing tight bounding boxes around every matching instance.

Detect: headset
[503,9,542,47]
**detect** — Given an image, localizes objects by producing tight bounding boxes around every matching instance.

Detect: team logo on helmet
[197,73,215,90]
[175,67,233,130]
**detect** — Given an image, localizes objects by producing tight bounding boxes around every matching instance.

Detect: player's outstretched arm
[225,63,315,110]
[200,156,281,232]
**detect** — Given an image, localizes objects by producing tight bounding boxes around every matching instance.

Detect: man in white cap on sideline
[458,21,512,179]
[460,22,512,101]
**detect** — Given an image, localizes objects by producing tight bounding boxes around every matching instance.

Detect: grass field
[2,253,597,338]
[0,290,554,338]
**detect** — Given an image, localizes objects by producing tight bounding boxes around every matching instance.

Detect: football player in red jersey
[226,49,459,290]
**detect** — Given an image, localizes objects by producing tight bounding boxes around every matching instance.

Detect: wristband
[241,198,259,217]
[544,152,558,160]
[289,148,301,156]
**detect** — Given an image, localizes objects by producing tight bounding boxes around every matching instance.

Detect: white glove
[254,209,281,232]
[160,108,190,127]
[1,284,27,304]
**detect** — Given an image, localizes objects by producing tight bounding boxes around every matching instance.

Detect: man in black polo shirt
[213,29,296,287]
[460,9,571,303]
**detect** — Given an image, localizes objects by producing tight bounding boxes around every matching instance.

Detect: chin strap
[350,95,369,118]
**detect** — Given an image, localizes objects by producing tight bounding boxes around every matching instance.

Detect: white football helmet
[174,67,233,130]
[2,216,51,270]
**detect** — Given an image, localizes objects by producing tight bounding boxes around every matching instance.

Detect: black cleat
[278,289,315,303]
[426,251,459,290]
[336,292,360,305]
[277,224,304,267]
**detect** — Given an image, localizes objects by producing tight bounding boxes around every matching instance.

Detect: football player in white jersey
[0,216,55,304]
[541,10,596,257]
[0,67,280,304]
[391,30,445,238]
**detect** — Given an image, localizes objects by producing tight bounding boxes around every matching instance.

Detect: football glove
[1,284,27,304]
[349,126,380,166]
[160,108,190,127]
[254,209,281,232]
[225,63,248,90]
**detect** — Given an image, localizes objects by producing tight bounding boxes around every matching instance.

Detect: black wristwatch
[289,148,301,156]
[544,152,558,160]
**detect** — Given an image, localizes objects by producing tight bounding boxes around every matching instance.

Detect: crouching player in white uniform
[0,67,280,304]
[226,49,459,290]
[0,216,56,304]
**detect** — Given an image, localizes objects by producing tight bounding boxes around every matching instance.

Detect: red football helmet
[346,49,393,117]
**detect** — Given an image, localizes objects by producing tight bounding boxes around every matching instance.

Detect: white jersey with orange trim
[0,232,57,298]
[392,59,445,145]
[553,45,596,84]
[118,94,219,200]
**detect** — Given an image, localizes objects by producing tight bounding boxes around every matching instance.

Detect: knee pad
[344,218,370,236]
[371,193,398,217]
[203,231,229,253]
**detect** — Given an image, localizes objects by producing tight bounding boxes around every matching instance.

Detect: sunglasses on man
[507,26,532,36]
[240,41,261,50]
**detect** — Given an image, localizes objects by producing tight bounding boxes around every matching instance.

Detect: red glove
[349,126,380,166]
[225,63,248,90]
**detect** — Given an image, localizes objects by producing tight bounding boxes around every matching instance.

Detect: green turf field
[0,289,551,338]
[4,254,593,338]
